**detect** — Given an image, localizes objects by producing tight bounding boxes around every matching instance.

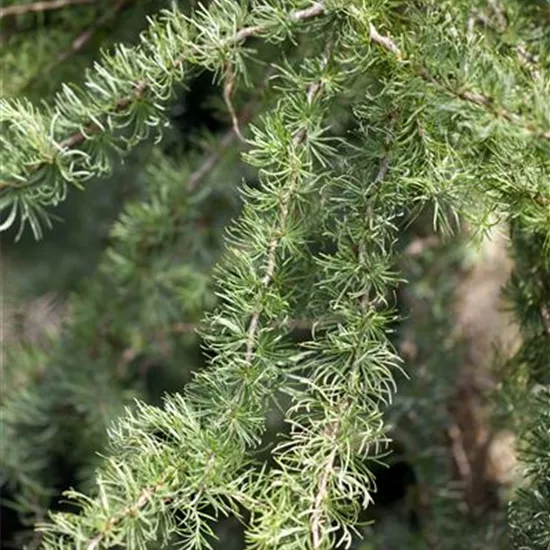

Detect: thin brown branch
[55,0,132,65]
[537,268,550,339]
[187,131,238,189]
[187,101,255,189]
[289,2,325,23]
[18,0,133,95]
[448,423,472,482]
[0,0,95,18]
[369,22,402,58]
[185,66,281,190]
[311,423,339,550]
[541,305,550,339]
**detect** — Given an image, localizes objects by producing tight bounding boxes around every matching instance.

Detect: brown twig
[536,268,550,340]
[223,63,245,142]
[0,0,95,18]
[369,22,402,58]
[55,0,131,65]
[366,23,550,143]
[448,423,472,482]
[540,304,550,340]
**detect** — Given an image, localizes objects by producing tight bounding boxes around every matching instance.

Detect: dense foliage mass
[1,0,549,549]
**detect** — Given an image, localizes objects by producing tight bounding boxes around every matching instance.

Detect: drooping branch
[38,44,337,547]
[0,0,95,19]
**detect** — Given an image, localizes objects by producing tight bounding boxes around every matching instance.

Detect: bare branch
[289,2,325,22]
[541,305,550,340]
[55,0,132,65]
[448,424,472,482]
[0,0,95,19]
[223,63,245,142]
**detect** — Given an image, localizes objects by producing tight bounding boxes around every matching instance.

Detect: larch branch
[311,423,339,549]
[19,0,133,94]
[369,22,402,58]
[0,0,95,18]
[366,23,550,142]
[244,49,330,363]
[86,477,168,550]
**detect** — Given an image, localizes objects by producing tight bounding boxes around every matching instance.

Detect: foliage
[1,0,549,549]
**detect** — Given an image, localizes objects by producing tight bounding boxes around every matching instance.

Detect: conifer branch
[4,0,325,164]
[0,0,95,18]
[85,474,170,550]
[366,22,550,142]
[5,2,550,548]
[244,63,327,363]
[247,117,401,548]
[243,169,294,361]
[441,77,549,143]
[416,68,550,143]
[37,47,338,548]
[0,0,327,236]
[455,88,550,141]
[311,421,339,550]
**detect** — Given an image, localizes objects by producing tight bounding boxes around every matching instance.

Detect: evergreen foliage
[1,0,549,549]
